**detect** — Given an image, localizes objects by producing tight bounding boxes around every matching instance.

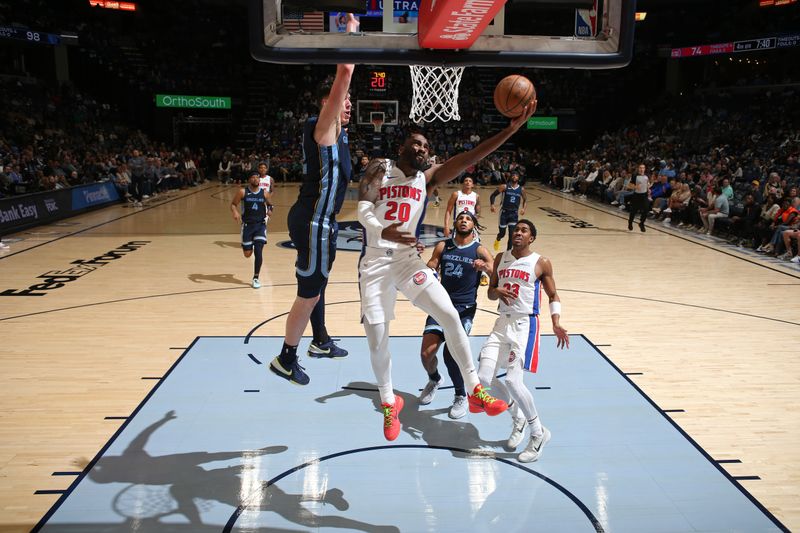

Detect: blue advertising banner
[1,182,119,234]
[71,182,119,210]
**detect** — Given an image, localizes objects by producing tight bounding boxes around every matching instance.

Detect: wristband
[549,301,561,316]
[358,200,384,245]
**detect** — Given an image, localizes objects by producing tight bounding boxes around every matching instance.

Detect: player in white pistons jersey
[358,103,536,441]
[478,219,569,463]
[256,161,275,223]
[445,176,489,285]
[444,176,480,236]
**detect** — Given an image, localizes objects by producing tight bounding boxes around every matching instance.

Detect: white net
[409,65,465,123]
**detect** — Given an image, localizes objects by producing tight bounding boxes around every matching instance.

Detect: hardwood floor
[1,182,798,531]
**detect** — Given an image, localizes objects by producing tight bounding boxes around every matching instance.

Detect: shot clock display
[369,70,388,94]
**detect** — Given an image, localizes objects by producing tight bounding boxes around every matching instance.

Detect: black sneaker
[269,356,310,385]
[308,339,348,358]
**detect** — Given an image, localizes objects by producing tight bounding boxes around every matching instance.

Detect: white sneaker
[519,427,551,463]
[611,201,619,206]
[418,378,442,405]
[252,278,261,289]
[662,217,671,225]
[791,256,800,263]
[142,194,150,199]
[0,242,9,250]
[448,395,467,419]
[507,417,527,449]
[618,204,626,210]
[663,207,672,214]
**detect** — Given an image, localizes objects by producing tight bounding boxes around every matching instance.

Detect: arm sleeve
[358,201,384,246]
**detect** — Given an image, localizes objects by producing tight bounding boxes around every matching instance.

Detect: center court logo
[278,220,447,252]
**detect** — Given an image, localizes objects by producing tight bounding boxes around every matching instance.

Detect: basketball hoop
[371,117,384,133]
[409,65,465,123]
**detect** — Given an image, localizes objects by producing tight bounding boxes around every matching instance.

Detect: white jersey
[258,174,273,193]
[367,161,428,250]
[454,190,477,219]
[497,250,542,316]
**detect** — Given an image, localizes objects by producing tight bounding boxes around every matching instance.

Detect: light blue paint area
[36,336,784,532]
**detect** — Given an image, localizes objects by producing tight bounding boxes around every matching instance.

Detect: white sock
[364,321,394,405]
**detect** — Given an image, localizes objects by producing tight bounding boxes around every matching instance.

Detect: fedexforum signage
[155,94,231,109]
[1,241,150,296]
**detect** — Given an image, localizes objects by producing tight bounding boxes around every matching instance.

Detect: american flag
[282,9,325,31]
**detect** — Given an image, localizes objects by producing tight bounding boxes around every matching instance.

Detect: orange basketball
[493,75,535,118]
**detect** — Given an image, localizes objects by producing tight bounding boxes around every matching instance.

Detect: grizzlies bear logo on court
[278,220,447,252]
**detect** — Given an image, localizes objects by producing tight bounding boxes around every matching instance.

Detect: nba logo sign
[413,271,427,285]
[574,0,597,38]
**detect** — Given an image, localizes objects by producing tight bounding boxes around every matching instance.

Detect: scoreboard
[671,33,800,59]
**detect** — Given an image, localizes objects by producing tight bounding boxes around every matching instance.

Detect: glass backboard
[249,0,635,68]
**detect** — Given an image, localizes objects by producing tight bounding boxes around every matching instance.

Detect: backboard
[356,100,399,126]
[249,0,635,68]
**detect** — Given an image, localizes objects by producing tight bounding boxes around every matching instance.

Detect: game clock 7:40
[369,71,388,94]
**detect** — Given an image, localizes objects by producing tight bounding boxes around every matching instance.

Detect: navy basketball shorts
[423,305,476,339]
[288,203,338,298]
[499,209,519,229]
[241,221,267,251]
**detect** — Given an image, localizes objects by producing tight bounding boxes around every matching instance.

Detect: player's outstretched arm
[426,241,446,271]
[230,188,244,224]
[539,256,569,349]
[430,102,536,186]
[489,184,506,213]
[487,253,516,305]
[519,186,526,215]
[444,191,458,234]
[474,245,494,276]
[314,14,358,146]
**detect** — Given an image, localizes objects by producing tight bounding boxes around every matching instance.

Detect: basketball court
[1,181,797,531]
[1,0,798,530]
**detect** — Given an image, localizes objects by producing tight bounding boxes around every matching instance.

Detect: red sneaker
[468,384,508,416]
[381,395,404,441]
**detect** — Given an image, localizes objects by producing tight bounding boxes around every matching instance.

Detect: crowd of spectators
[532,89,800,263]
[0,77,220,205]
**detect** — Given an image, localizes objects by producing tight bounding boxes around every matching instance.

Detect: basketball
[493,75,535,118]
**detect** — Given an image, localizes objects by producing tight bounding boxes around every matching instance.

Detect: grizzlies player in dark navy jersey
[230,171,273,288]
[269,14,358,386]
[418,210,494,419]
[490,172,526,251]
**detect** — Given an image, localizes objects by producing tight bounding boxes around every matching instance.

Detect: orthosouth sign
[155,94,231,110]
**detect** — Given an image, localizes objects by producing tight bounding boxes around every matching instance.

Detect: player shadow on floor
[212,240,241,249]
[316,382,518,457]
[84,410,397,532]
[188,273,251,286]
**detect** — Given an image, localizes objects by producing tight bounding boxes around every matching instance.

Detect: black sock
[310,283,329,343]
[443,346,465,396]
[253,242,264,279]
[279,343,298,367]
[428,370,442,383]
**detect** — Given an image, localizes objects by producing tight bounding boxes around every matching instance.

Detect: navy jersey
[296,117,351,217]
[439,238,481,311]
[242,187,267,224]
[502,184,523,211]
